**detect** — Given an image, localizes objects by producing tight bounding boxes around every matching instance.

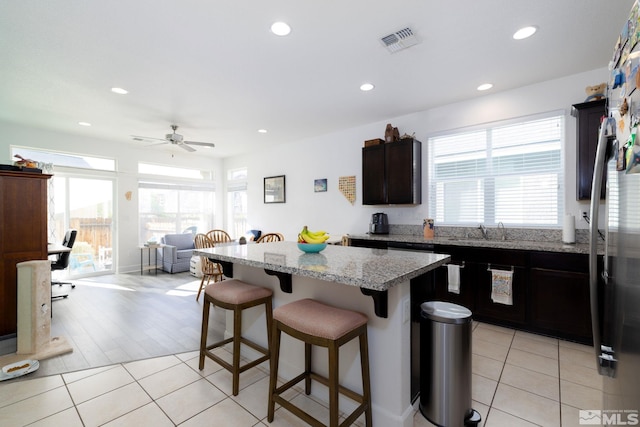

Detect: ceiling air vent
[380,27,420,53]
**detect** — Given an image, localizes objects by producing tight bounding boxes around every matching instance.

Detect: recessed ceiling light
[78,121,92,126]
[360,83,375,91]
[513,26,537,40]
[271,22,291,36]
[258,129,268,133]
[111,87,128,95]
[477,83,493,91]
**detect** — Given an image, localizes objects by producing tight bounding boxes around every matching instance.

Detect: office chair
[51,229,77,299]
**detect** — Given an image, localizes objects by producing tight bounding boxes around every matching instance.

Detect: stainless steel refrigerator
[589,1,640,423]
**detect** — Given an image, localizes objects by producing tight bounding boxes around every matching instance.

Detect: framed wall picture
[314,178,327,192]
[264,175,286,203]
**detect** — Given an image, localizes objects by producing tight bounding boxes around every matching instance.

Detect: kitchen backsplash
[389,224,591,244]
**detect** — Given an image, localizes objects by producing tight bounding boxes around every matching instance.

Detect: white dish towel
[490,268,513,305]
[447,264,460,294]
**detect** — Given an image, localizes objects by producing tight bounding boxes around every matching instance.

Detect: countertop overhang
[194,242,450,292]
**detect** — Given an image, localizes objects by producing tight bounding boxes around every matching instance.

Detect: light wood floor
[7,271,223,379]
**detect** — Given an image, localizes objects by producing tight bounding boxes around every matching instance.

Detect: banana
[299,226,330,244]
[306,229,328,238]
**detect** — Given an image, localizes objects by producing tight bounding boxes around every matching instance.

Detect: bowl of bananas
[297,226,329,253]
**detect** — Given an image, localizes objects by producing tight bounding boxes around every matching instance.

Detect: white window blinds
[428,114,564,226]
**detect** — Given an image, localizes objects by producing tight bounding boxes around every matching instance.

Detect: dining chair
[256,233,284,243]
[194,233,224,301]
[206,229,232,243]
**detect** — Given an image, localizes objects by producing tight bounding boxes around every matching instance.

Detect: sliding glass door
[52,175,115,277]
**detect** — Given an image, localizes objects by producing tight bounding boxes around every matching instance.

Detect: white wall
[1,67,608,271]
[224,67,610,240]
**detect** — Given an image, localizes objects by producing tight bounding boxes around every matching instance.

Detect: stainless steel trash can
[419,301,481,427]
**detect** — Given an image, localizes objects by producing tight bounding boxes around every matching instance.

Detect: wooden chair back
[206,229,231,243]
[256,233,284,243]
[194,233,224,301]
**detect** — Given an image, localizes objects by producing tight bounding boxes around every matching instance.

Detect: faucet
[497,222,506,241]
[478,224,489,239]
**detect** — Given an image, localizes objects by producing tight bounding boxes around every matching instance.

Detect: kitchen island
[194,242,450,427]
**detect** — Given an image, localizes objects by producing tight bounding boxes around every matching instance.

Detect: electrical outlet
[402,298,410,324]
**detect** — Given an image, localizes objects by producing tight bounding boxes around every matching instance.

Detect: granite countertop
[347,233,598,255]
[194,241,450,292]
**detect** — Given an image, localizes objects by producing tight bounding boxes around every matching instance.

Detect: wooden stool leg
[304,342,312,394]
[267,323,281,423]
[199,297,210,370]
[360,329,372,427]
[232,305,242,396]
[328,341,340,427]
[196,275,206,301]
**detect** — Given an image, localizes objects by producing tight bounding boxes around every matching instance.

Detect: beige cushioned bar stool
[267,298,372,427]
[199,279,273,396]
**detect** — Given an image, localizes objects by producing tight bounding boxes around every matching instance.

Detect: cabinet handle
[443,261,465,268]
[487,263,514,272]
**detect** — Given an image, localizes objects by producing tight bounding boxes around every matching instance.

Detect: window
[138,163,216,242]
[226,168,248,238]
[428,114,564,226]
[11,147,115,171]
[139,182,215,243]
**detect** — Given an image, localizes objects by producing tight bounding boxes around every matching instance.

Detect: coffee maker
[369,212,389,234]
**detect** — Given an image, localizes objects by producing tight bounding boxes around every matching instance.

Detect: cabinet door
[362,145,386,205]
[433,260,475,311]
[529,268,591,344]
[386,140,421,204]
[474,263,527,325]
[0,173,49,337]
[572,99,606,200]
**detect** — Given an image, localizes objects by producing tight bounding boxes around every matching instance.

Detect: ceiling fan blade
[178,143,197,152]
[131,135,167,142]
[184,140,216,148]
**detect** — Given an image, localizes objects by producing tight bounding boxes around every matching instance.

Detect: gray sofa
[160,233,195,273]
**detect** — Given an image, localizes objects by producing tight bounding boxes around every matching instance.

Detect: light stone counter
[194,241,450,292]
[194,241,450,427]
[347,233,598,255]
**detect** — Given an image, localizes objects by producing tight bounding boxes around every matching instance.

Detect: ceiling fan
[131,125,215,152]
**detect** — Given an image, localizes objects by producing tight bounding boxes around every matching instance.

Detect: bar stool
[199,279,273,396]
[267,298,372,427]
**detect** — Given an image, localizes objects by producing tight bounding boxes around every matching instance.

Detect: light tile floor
[0,322,602,427]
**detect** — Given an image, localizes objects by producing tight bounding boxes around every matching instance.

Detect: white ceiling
[0,1,635,158]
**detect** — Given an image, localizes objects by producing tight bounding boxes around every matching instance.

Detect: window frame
[427,111,565,227]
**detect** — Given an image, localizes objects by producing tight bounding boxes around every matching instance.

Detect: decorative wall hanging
[264,175,286,203]
[314,178,327,192]
[338,176,356,205]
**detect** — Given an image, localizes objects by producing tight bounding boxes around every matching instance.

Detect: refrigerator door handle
[588,123,615,377]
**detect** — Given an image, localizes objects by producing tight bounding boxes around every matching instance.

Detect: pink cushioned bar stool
[199,279,273,396]
[267,298,372,427]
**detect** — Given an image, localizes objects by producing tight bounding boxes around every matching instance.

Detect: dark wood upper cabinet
[362,139,421,205]
[572,99,606,200]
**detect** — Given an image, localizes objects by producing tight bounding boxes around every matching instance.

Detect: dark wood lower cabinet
[431,245,594,344]
[474,264,527,326]
[348,239,596,344]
